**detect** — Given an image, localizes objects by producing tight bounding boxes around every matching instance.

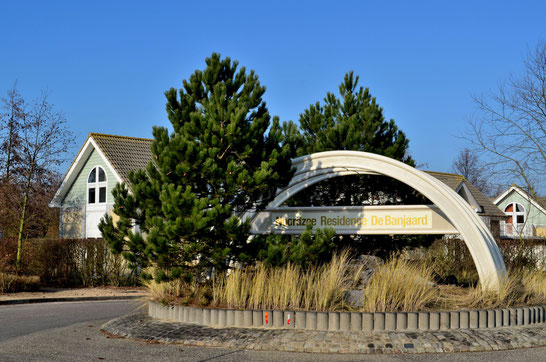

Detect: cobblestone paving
[102,313,546,354]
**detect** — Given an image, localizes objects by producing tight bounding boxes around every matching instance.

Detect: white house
[49,133,152,238]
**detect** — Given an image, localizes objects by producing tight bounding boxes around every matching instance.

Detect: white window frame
[504,202,526,225]
[87,166,108,206]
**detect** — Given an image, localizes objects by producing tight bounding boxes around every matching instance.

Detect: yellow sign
[274,213,431,229]
[250,205,457,235]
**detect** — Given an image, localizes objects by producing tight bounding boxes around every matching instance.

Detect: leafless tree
[468,41,546,198]
[452,148,495,195]
[0,87,74,271]
[0,84,25,180]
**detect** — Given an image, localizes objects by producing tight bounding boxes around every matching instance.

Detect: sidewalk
[0,287,148,305]
[102,309,546,354]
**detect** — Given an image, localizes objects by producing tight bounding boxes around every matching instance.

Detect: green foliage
[296,71,413,161]
[250,224,336,268]
[287,72,432,256]
[292,71,417,206]
[100,53,294,280]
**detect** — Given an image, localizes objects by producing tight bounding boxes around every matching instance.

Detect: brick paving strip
[102,313,546,354]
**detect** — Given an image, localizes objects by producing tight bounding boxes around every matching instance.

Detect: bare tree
[0,88,74,271]
[452,148,493,195]
[0,84,25,180]
[468,41,546,198]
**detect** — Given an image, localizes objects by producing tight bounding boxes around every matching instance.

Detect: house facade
[49,133,152,238]
[50,133,505,239]
[493,185,546,239]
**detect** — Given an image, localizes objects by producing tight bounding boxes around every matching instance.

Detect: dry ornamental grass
[145,251,546,312]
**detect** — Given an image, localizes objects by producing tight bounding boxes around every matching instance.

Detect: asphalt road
[0,300,545,361]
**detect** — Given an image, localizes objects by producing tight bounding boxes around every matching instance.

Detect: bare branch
[465,41,546,197]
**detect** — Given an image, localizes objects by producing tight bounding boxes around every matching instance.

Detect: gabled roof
[493,185,546,216]
[49,133,153,207]
[91,133,153,185]
[424,171,505,218]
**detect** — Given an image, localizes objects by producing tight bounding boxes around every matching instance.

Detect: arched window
[504,202,525,225]
[87,166,107,204]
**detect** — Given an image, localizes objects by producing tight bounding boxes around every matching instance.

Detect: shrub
[251,225,337,268]
[425,238,479,286]
[424,238,546,287]
[0,237,137,287]
[0,237,18,273]
[440,269,546,309]
[0,273,40,293]
[496,239,545,271]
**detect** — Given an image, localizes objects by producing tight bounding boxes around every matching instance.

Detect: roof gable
[494,185,546,216]
[49,134,147,207]
[90,133,154,185]
[424,171,505,218]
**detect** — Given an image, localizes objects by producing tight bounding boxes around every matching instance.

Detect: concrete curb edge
[148,301,546,332]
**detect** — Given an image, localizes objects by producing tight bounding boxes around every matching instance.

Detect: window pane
[517,215,525,224]
[515,204,523,212]
[98,168,106,182]
[99,187,106,203]
[88,168,96,183]
[88,188,96,204]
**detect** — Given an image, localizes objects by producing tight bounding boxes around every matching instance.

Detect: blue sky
[2,1,545,175]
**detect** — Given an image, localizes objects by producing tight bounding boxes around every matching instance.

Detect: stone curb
[0,295,145,305]
[148,301,546,331]
[102,312,546,354]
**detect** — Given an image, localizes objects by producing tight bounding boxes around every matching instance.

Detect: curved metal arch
[252,151,507,290]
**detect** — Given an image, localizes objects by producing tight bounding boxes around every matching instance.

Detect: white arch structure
[248,151,507,290]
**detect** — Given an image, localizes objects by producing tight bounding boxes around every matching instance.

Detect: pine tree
[289,72,433,257]
[298,72,413,161]
[100,54,294,280]
[252,224,336,268]
[289,71,420,206]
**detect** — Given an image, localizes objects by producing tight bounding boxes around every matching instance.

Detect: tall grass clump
[450,274,525,309]
[312,251,357,311]
[142,277,184,304]
[521,269,546,301]
[212,251,358,311]
[443,268,546,309]
[143,273,212,306]
[362,255,438,312]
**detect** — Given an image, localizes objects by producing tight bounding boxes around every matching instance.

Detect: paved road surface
[0,300,545,361]
[0,300,142,341]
